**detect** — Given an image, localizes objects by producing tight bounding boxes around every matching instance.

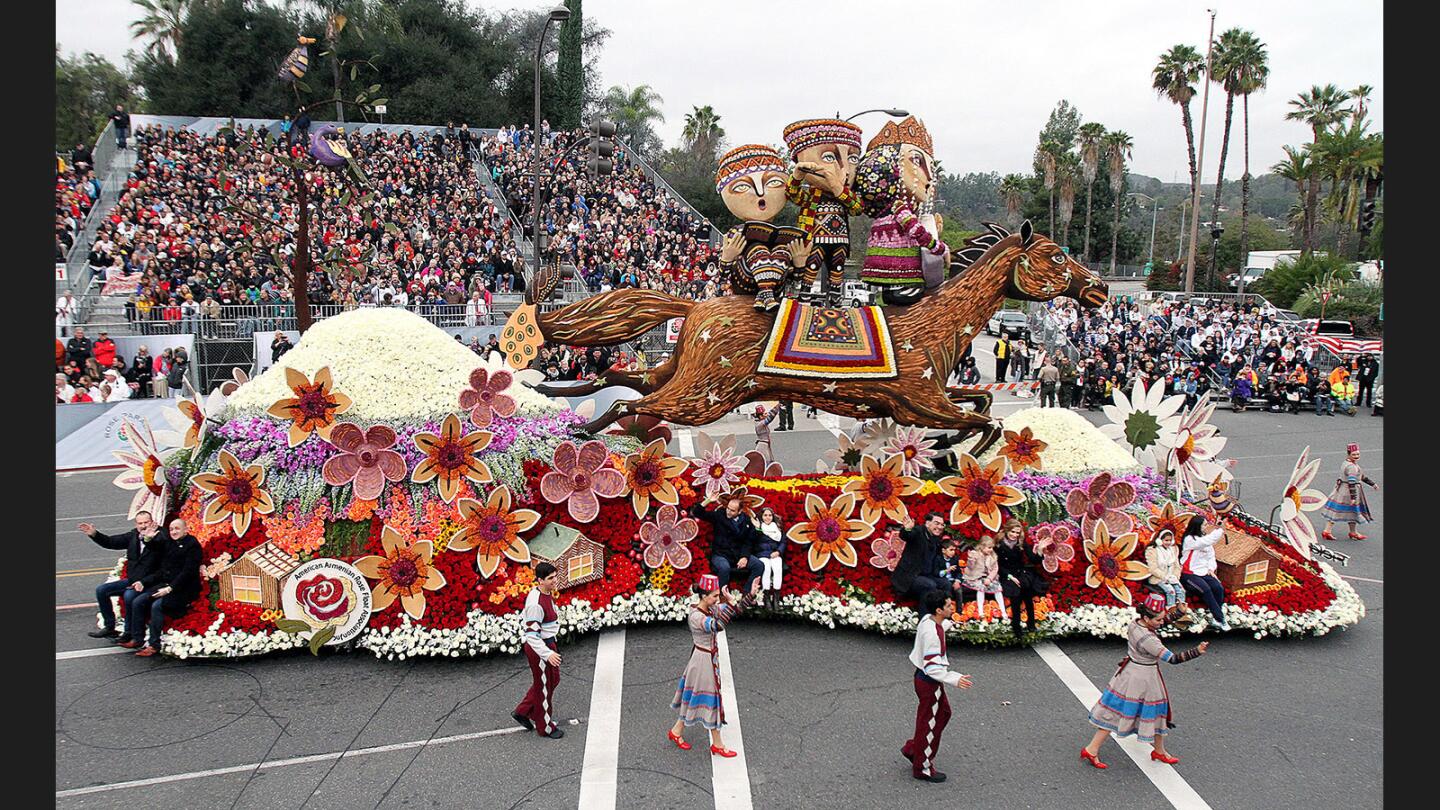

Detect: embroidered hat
[697,573,721,592]
[715,144,786,194]
[865,115,934,155]
[1141,591,1168,615]
[1346,443,1360,454]
[782,118,863,160]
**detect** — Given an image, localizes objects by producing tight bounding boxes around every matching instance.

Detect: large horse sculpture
[517,220,1107,454]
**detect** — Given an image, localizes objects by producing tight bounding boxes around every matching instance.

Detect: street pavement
[55,391,1382,809]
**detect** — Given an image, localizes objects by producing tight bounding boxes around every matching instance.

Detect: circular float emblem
[281,559,373,647]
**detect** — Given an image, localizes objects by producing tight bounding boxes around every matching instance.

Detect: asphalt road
[54,397,1382,809]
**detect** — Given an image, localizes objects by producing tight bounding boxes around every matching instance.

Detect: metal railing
[615,136,722,246]
[77,301,524,338]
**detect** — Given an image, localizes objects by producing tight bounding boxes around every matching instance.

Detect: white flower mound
[224,308,558,424]
[955,407,1142,474]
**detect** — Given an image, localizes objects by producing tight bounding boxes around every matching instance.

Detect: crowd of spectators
[483,124,722,301]
[56,326,189,403]
[56,155,103,263]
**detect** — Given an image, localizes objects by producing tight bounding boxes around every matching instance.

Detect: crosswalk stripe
[710,631,752,809]
[577,629,626,810]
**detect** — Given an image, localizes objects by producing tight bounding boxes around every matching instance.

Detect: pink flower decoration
[540,439,626,523]
[459,367,517,428]
[869,529,906,571]
[1031,523,1077,574]
[1064,471,1136,540]
[639,504,698,570]
[322,422,407,501]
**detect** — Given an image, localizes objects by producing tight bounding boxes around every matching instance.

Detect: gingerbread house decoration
[527,523,605,590]
[217,541,300,610]
[1213,527,1284,592]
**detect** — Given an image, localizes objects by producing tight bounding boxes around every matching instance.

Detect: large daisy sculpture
[1279,446,1327,559]
[1100,378,1184,465]
[689,431,746,504]
[112,417,170,521]
[821,431,868,474]
[1166,400,1229,495]
[155,384,226,451]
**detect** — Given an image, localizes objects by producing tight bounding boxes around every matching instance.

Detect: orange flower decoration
[447,485,541,578]
[785,492,873,571]
[716,484,767,518]
[266,367,353,447]
[1082,522,1150,605]
[936,453,1025,531]
[842,453,923,526]
[622,438,690,519]
[1146,501,1197,546]
[998,426,1048,471]
[411,414,494,503]
[190,449,276,538]
[354,525,447,620]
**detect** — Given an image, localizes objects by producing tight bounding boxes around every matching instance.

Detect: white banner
[55,399,180,471]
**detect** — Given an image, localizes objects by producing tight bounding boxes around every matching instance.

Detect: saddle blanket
[756,298,897,379]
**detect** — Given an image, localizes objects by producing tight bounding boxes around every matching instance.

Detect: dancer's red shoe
[1080,748,1108,769]
[710,744,738,758]
[1151,750,1180,764]
[1321,529,1336,541]
[1349,532,1368,541]
[667,730,691,750]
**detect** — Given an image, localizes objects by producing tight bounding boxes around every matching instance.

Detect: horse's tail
[538,289,694,345]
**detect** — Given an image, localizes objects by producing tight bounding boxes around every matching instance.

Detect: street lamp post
[839,108,909,122]
[532,5,571,287]
[1208,222,1225,288]
[1129,192,1160,269]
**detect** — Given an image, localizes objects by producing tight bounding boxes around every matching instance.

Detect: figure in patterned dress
[714,145,812,311]
[782,118,865,302]
[1321,443,1379,541]
[903,589,973,783]
[1081,592,1210,769]
[854,116,949,306]
[668,573,763,756]
[512,562,565,738]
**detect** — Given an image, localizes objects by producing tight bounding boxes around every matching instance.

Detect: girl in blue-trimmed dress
[1322,443,1379,541]
[1081,593,1211,769]
[668,574,762,757]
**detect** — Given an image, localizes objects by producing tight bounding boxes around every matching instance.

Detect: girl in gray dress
[668,573,762,757]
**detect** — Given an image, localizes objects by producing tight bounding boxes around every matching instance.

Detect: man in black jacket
[126,519,203,657]
[891,512,948,602]
[690,497,764,592]
[1355,354,1379,407]
[78,512,167,639]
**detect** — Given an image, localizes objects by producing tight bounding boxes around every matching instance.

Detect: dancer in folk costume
[782,118,865,301]
[714,145,812,311]
[513,563,566,738]
[668,573,763,756]
[903,589,974,783]
[1321,443,1380,541]
[1081,593,1210,769]
[854,116,949,306]
[753,404,779,461]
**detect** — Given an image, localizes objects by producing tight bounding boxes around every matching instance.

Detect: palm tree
[682,105,725,158]
[1349,84,1373,126]
[1104,130,1134,275]
[601,84,666,157]
[1057,157,1077,248]
[1152,45,1205,198]
[1035,139,1061,236]
[1313,122,1383,259]
[1229,31,1269,270]
[998,174,1026,228]
[130,0,191,59]
[1272,145,1316,250]
[1206,28,1264,277]
[1287,84,1352,253]
[1076,122,1107,261]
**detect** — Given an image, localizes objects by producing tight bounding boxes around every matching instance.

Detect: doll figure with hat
[714,145,813,311]
[782,118,865,304]
[853,116,950,306]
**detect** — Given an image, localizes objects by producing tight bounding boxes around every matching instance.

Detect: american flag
[1305,335,1383,355]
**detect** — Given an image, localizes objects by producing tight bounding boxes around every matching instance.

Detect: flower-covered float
[102,309,1364,659]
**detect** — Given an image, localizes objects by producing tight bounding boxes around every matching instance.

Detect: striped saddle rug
[756,298,898,379]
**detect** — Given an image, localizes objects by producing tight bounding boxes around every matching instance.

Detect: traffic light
[587,118,616,180]
[1358,200,1377,236]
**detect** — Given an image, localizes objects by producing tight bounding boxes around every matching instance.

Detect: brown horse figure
[523,220,1107,454]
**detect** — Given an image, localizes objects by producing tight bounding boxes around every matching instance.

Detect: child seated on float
[961,534,1008,624]
[1144,529,1186,608]
[937,538,965,600]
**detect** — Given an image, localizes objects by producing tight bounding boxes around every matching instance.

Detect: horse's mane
[951,222,1014,274]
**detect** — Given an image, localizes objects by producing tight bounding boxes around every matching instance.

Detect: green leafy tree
[557,0,583,130]
[1249,251,1353,308]
[1286,84,1352,251]
[1207,28,1266,277]
[681,104,725,160]
[130,0,191,60]
[1313,121,1383,259]
[55,47,141,151]
[1152,44,1204,196]
[1104,130,1133,274]
[1076,122,1107,261]
[998,173,1026,228]
[1057,154,1077,247]
[600,84,665,156]
[1034,138,1061,237]
[1228,30,1269,267]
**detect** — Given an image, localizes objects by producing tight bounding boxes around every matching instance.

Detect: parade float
[100,113,1362,659]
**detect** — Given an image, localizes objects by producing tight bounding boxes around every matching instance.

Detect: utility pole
[1184,9,1218,293]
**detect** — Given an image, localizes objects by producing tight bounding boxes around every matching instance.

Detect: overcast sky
[57,0,1381,182]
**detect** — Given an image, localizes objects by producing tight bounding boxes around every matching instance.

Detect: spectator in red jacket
[92,331,117,368]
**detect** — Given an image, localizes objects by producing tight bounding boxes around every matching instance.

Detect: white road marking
[56,512,129,522]
[578,628,626,810]
[711,630,753,810]
[56,647,132,660]
[1227,449,1383,461]
[1032,641,1213,810]
[1339,575,1383,584]
[54,719,581,798]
